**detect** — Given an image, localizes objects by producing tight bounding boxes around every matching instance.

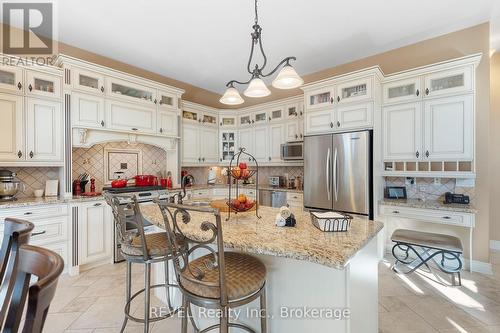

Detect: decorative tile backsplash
[183,166,304,186]
[384,177,475,202]
[0,167,60,198]
[73,142,167,191]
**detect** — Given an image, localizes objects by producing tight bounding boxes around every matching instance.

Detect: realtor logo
[2,2,53,54]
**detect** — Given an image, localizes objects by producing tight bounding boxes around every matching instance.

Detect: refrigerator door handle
[333,148,339,201]
[326,148,331,201]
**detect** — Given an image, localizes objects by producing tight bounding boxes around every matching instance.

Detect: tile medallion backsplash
[384,177,476,203]
[0,167,60,198]
[73,142,167,191]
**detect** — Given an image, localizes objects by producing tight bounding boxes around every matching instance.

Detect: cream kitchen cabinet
[383,77,422,104]
[107,77,156,105]
[182,123,218,165]
[267,107,284,122]
[423,67,473,98]
[285,120,301,141]
[423,95,473,160]
[382,102,422,161]
[0,65,24,94]
[219,114,238,128]
[0,94,23,161]
[253,126,269,163]
[26,70,62,100]
[182,124,201,164]
[336,78,372,104]
[200,127,219,164]
[157,109,178,137]
[220,130,237,163]
[26,98,63,163]
[71,92,105,129]
[79,201,113,265]
[238,127,254,158]
[239,113,253,127]
[305,86,335,110]
[268,123,285,163]
[71,67,105,95]
[106,99,156,134]
[305,107,335,134]
[336,102,373,130]
[285,103,301,120]
[157,90,177,109]
[253,110,268,125]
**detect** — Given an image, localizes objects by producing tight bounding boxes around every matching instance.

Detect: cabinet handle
[337,96,341,102]
[32,230,46,236]
[425,88,429,95]
[101,120,104,127]
[101,86,104,93]
[268,117,271,121]
[442,216,451,219]
[252,120,255,124]
[131,128,138,131]
[28,84,33,92]
[295,134,298,139]
[220,158,222,162]
[202,157,205,162]
[24,212,33,215]
[300,111,303,116]
[29,151,34,158]
[425,150,429,158]
[268,156,271,161]
[330,122,334,128]
[248,157,251,161]
[300,134,303,139]
[159,128,163,133]
[337,121,341,127]
[198,157,201,162]
[198,119,201,123]
[416,89,420,97]
[154,99,157,104]
[330,97,334,104]
[416,151,419,158]
[392,211,400,214]
[17,82,22,90]
[17,150,22,158]
[94,203,102,207]
[220,122,222,126]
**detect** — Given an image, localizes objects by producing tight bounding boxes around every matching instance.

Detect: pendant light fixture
[219,0,303,105]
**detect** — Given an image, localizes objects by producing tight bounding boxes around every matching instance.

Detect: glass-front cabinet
[383,77,422,104]
[239,114,252,127]
[158,90,177,109]
[72,67,105,94]
[0,65,23,94]
[220,131,237,162]
[268,108,284,122]
[202,113,218,126]
[424,67,472,98]
[182,110,199,123]
[305,86,334,110]
[253,111,267,124]
[26,71,62,99]
[286,104,300,119]
[336,78,372,104]
[220,115,237,127]
[106,78,156,105]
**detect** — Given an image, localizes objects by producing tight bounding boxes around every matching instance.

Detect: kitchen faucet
[169,174,195,204]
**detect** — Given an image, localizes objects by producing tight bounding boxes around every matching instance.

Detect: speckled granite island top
[140,205,383,269]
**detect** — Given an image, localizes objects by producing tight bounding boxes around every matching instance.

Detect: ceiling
[55,0,499,95]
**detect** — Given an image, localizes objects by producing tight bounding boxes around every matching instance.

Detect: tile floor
[45,251,500,333]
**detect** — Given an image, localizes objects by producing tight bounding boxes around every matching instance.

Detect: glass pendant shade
[244,78,271,97]
[219,86,244,105]
[272,65,304,89]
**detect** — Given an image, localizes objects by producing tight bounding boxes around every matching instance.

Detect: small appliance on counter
[207,168,217,185]
[384,186,407,199]
[268,176,285,188]
[444,192,470,205]
[0,170,24,201]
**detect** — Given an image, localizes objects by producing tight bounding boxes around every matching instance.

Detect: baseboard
[466,259,493,275]
[490,240,500,251]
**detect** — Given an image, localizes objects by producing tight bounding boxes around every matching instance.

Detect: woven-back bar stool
[154,200,268,333]
[104,194,187,333]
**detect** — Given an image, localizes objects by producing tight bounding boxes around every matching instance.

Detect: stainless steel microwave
[281,141,303,160]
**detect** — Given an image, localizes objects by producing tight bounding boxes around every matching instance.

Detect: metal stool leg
[120,261,132,333]
[260,286,267,333]
[220,306,229,333]
[144,262,151,333]
[181,295,188,333]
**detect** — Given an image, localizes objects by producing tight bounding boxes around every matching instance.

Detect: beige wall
[491,52,500,242]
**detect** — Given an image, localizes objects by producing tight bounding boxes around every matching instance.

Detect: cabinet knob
[425,88,430,95]
[268,117,271,121]
[330,122,334,128]
[101,86,104,93]
[17,150,22,158]
[295,134,298,139]
[32,230,46,236]
[300,111,303,116]
[198,157,201,162]
[416,151,420,158]
[337,121,341,127]
[131,128,138,131]
[101,120,104,127]
[268,156,271,161]
[252,120,255,124]
[330,97,334,104]
[220,158,222,162]
[159,128,163,133]
[337,96,341,102]
[425,150,430,158]
[416,89,420,97]
[28,84,33,92]
[442,216,451,219]
[220,122,222,126]
[154,99,157,104]
[300,134,303,139]
[392,211,400,214]
[17,82,22,90]
[29,151,34,158]
[94,203,102,207]
[202,157,205,162]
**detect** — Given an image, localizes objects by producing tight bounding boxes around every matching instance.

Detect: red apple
[239,162,247,170]
[241,169,250,179]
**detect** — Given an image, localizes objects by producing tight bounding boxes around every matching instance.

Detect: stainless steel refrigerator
[304,130,373,218]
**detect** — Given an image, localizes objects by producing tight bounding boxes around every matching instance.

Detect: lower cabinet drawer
[0,215,68,245]
[192,189,210,198]
[379,205,474,227]
[42,241,69,266]
[286,192,303,202]
[0,204,68,221]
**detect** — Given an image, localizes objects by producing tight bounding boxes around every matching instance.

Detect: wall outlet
[433,178,441,185]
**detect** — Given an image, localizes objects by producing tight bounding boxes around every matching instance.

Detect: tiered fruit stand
[226,148,261,221]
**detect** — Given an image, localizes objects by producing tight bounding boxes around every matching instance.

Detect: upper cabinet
[383,77,421,104]
[106,99,156,134]
[201,113,218,126]
[0,65,24,94]
[72,67,105,95]
[253,110,267,125]
[26,71,62,99]
[336,78,372,104]
[157,90,177,109]
[0,94,23,161]
[71,92,105,129]
[157,110,178,137]
[423,67,472,98]
[107,78,157,105]
[220,114,237,128]
[239,113,253,127]
[305,87,335,110]
[268,107,284,122]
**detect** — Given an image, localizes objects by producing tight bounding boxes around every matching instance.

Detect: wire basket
[310,211,352,232]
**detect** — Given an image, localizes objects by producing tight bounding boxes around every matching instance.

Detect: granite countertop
[0,195,104,209]
[178,184,303,193]
[140,205,383,269]
[379,198,477,213]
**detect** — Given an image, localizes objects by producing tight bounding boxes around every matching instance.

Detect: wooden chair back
[1,245,64,333]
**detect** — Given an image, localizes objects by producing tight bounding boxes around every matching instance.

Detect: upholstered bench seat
[391,229,463,253]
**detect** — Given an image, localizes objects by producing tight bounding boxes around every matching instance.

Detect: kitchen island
[140,205,384,333]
